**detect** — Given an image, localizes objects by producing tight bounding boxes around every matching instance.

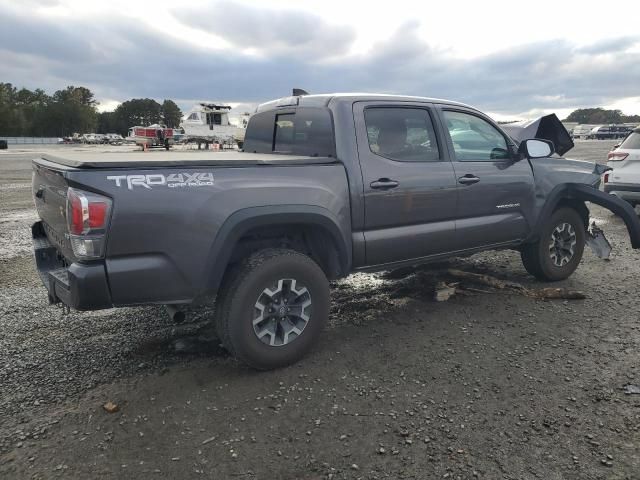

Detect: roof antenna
[292,88,309,96]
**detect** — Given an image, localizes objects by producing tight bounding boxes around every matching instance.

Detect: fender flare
[202,205,352,294]
[568,184,640,248]
[534,184,640,249]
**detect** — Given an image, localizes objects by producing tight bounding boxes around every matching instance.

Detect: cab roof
[256,93,477,113]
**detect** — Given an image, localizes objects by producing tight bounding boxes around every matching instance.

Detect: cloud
[576,36,640,55]
[173,1,356,60]
[12,0,61,6]
[0,9,95,62]
[0,5,639,117]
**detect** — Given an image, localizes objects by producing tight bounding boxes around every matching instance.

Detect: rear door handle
[458,175,480,185]
[370,178,399,189]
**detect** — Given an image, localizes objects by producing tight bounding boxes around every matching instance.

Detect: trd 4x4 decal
[107,173,214,190]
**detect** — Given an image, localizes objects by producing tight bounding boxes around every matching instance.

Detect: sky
[1,0,640,120]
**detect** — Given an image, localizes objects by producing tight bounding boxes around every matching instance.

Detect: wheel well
[227,224,345,279]
[555,198,590,229]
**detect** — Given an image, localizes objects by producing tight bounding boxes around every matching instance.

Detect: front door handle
[458,175,480,185]
[370,178,399,190]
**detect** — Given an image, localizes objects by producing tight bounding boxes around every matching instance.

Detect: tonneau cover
[38,150,337,169]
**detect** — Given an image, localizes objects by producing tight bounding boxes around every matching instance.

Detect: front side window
[443,110,510,161]
[364,107,440,162]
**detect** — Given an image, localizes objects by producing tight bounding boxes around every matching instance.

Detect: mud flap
[586,222,612,259]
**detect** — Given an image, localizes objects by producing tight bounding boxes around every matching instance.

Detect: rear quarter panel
[65,164,351,305]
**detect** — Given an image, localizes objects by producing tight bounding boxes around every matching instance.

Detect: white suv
[604,128,640,206]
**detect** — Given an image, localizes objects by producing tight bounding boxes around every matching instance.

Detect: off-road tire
[214,248,329,370]
[521,207,586,282]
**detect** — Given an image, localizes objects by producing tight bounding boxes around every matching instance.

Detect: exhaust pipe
[164,304,185,323]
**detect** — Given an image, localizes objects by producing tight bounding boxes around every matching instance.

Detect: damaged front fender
[567,184,640,249]
[593,163,612,176]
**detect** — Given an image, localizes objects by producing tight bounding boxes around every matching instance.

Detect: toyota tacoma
[31,92,640,369]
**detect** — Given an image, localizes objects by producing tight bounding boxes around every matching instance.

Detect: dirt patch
[0,210,39,260]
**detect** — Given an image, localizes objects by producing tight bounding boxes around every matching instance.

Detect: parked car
[31,92,640,369]
[572,124,596,139]
[604,128,640,206]
[80,134,100,144]
[588,125,633,140]
[104,133,125,145]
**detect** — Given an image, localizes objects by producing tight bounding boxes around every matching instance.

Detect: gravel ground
[1,141,640,479]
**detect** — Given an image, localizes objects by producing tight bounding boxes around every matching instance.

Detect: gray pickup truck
[32,93,640,369]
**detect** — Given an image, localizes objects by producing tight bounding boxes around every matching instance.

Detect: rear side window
[364,107,440,162]
[621,132,640,149]
[243,107,335,157]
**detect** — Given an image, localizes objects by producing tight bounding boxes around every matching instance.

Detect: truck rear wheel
[215,248,329,370]
[521,207,585,281]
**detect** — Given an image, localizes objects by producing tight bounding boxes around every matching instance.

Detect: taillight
[607,151,629,161]
[88,202,109,228]
[68,189,84,235]
[603,172,610,183]
[66,188,112,258]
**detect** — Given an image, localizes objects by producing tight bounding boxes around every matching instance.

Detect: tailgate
[32,159,75,260]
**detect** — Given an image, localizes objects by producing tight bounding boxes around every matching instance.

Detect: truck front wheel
[521,207,586,281]
[215,248,329,370]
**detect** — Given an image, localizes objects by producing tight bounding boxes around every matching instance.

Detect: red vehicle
[127,124,174,150]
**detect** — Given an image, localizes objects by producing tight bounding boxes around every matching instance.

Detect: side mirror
[519,139,554,159]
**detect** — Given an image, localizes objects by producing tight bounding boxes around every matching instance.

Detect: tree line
[0,83,183,137]
[3,82,638,137]
[564,108,640,124]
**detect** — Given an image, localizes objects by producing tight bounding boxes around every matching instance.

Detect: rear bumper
[32,221,112,310]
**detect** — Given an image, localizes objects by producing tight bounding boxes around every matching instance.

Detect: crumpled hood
[502,114,574,156]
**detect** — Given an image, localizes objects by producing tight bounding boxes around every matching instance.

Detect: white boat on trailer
[181,103,246,149]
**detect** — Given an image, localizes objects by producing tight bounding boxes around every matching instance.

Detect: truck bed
[39,150,337,169]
